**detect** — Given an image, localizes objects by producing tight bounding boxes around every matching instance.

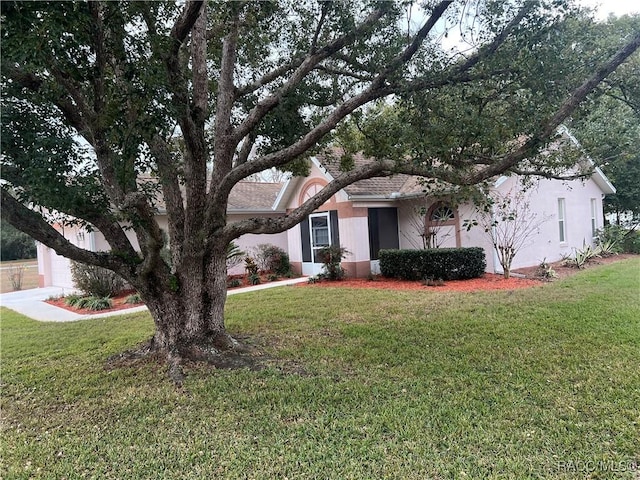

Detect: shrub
[594,226,625,254]
[124,293,143,304]
[252,244,292,276]
[244,256,259,276]
[228,278,242,288]
[65,295,113,310]
[535,259,557,280]
[379,248,486,281]
[570,242,602,269]
[71,261,125,297]
[248,273,261,285]
[622,230,640,254]
[317,245,348,281]
[7,265,25,291]
[84,296,113,311]
[64,294,84,307]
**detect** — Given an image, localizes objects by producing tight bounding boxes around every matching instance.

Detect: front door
[309,212,331,275]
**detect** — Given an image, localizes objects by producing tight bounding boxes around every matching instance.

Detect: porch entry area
[300,210,340,276]
[368,207,399,274]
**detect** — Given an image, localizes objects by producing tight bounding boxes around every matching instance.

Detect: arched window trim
[426,202,457,226]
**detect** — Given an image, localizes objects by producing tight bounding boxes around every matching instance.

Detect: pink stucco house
[37,136,615,287]
[273,154,614,278]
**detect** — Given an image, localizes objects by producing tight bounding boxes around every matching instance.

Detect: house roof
[146,178,285,214]
[227,181,285,212]
[316,153,424,198]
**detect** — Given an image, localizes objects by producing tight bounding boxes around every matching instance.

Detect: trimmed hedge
[379,248,486,281]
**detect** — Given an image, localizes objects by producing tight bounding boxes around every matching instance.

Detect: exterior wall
[397,200,425,250]
[460,176,607,272]
[288,163,375,277]
[226,213,288,275]
[37,224,89,289]
[38,212,288,286]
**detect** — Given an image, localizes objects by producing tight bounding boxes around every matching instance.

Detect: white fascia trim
[494,175,509,188]
[592,166,616,194]
[557,124,616,194]
[227,209,286,215]
[272,176,292,210]
[347,194,397,201]
[310,156,335,182]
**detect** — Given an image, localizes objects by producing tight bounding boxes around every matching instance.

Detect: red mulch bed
[46,289,144,315]
[298,273,542,292]
[47,255,637,314]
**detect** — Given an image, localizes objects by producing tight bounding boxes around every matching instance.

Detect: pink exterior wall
[287,163,375,277]
[461,176,606,272]
[227,213,288,275]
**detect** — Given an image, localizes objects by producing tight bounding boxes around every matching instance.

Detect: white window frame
[309,212,331,264]
[558,198,567,243]
[590,198,598,237]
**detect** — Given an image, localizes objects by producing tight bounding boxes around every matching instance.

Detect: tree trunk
[132,244,236,365]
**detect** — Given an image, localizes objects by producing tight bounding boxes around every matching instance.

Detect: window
[590,198,598,237]
[558,198,566,243]
[430,204,455,223]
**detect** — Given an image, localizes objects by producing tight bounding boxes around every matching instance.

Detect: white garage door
[49,250,75,289]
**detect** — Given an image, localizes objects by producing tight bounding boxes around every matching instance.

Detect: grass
[1,258,639,479]
[0,259,38,293]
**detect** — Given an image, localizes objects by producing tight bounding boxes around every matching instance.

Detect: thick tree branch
[1,188,131,274]
[463,30,640,184]
[231,4,392,146]
[216,3,454,206]
[221,159,394,240]
[398,3,533,93]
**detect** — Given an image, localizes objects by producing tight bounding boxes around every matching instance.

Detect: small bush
[64,294,84,307]
[7,265,25,291]
[85,296,113,311]
[570,242,602,269]
[535,259,557,280]
[253,244,292,276]
[244,257,259,276]
[248,273,261,285]
[124,293,143,304]
[228,278,243,288]
[622,230,640,254]
[379,248,486,281]
[70,261,125,297]
[65,295,113,310]
[317,245,348,281]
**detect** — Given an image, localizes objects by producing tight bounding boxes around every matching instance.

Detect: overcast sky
[577,0,639,20]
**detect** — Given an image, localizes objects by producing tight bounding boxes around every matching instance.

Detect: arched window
[424,202,459,248]
[427,203,456,225]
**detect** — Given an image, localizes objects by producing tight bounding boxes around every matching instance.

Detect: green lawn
[2,259,639,479]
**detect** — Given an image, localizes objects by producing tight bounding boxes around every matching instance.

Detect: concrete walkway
[0,277,308,322]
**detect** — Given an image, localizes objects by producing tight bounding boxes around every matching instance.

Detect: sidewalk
[0,277,308,322]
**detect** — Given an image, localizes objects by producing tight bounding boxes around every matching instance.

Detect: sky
[577,0,639,20]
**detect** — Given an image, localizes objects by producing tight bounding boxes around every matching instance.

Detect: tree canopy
[566,14,640,225]
[1,0,639,368]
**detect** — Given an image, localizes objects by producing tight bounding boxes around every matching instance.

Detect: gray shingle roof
[319,152,423,197]
[227,182,283,210]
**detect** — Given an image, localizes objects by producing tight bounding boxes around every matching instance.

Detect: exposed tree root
[104,334,279,385]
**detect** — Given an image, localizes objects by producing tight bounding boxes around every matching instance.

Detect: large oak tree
[2,1,639,372]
